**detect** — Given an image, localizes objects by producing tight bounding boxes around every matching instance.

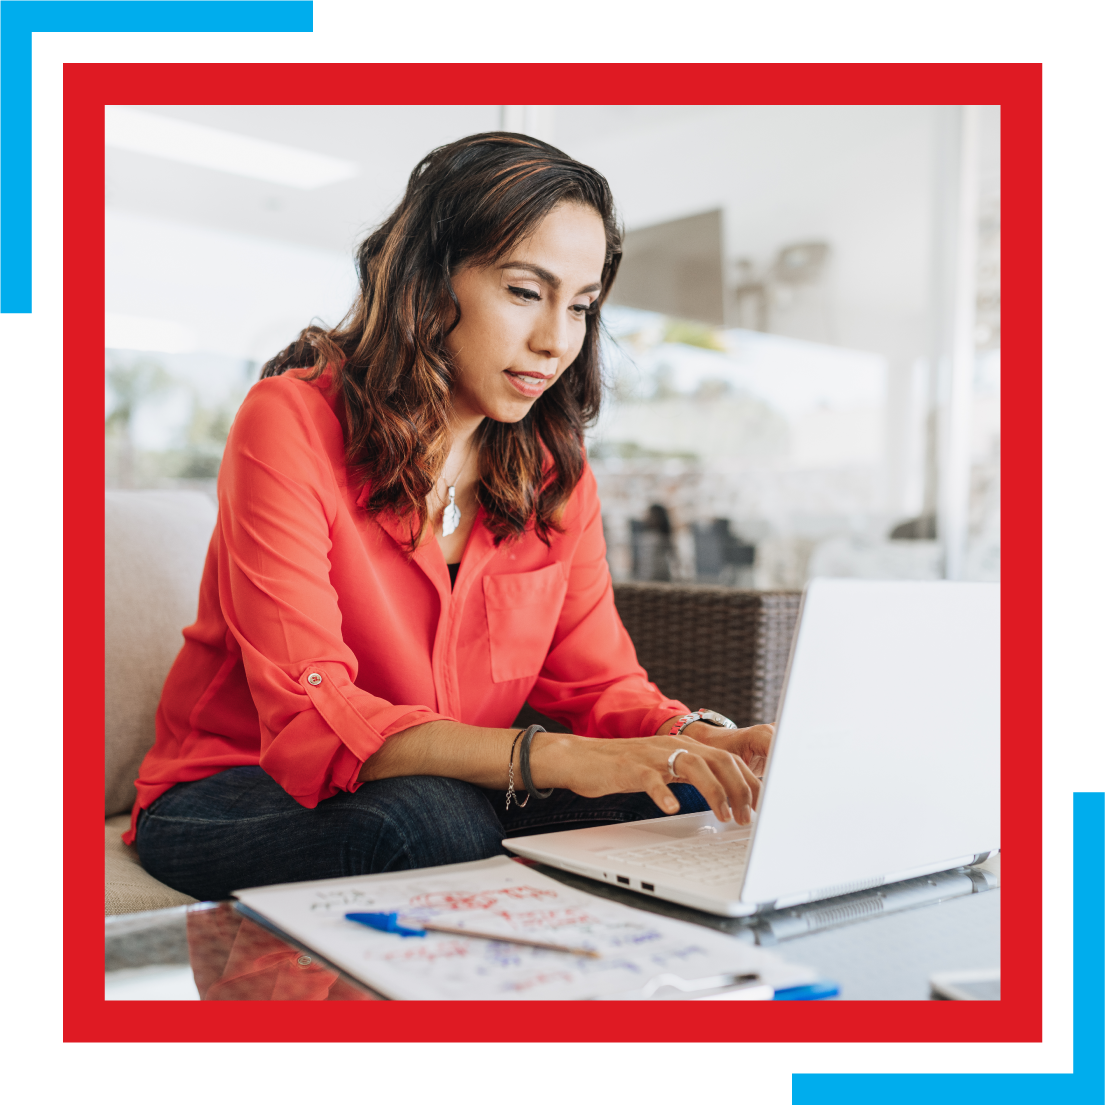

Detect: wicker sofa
[104,489,801,915]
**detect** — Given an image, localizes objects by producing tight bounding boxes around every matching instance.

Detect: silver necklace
[440,441,474,538]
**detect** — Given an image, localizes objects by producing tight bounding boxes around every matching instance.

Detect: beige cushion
[105,490,218,817]
[105,814,198,914]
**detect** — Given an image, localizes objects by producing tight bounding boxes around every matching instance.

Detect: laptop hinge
[772,892,813,909]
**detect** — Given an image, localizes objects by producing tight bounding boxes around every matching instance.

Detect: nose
[529,304,574,361]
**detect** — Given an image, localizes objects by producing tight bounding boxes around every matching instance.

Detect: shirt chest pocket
[483,563,569,683]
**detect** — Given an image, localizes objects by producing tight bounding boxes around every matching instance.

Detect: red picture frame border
[68,63,1041,1042]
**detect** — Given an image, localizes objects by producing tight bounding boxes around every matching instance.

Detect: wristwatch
[667,708,738,736]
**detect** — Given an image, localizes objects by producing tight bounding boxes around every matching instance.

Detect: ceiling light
[105,312,197,354]
[105,107,360,190]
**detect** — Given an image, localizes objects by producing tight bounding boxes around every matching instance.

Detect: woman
[129,132,773,902]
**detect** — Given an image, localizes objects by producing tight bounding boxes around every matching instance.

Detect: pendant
[442,485,461,537]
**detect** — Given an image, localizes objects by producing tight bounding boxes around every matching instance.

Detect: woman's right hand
[533,731,762,826]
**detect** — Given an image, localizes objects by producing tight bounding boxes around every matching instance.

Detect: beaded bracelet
[519,724,553,799]
[505,729,528,811]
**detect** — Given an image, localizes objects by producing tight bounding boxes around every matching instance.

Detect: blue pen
[772,980,840,1000]
[346,912,427,937]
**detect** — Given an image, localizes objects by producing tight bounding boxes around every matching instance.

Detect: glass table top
[105,899,379,1000]
[104,857,999,1001]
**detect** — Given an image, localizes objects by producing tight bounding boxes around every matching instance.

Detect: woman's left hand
[675,721,775,778]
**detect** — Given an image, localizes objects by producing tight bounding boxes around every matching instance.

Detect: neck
[442,413,483,484]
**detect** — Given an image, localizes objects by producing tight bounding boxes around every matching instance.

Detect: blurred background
[104,104,1000,587]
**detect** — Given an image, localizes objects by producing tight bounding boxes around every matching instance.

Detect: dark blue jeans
[135,765,709,902]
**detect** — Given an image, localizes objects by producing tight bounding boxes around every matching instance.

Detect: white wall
[106,208,356,365]
[562,106,937,350]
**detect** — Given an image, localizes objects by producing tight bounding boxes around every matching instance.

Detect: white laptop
[505,578,1000,917]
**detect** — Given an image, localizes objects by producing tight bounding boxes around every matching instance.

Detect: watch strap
[667,708,738,736]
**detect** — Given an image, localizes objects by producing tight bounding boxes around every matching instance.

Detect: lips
[504,370,551,399]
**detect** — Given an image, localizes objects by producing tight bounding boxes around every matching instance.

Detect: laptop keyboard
[604,836,751,884]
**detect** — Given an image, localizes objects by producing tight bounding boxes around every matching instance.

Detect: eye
[571,302,596,318]
[507,285,540,302]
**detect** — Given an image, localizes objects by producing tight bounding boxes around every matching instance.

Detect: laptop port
[617,875,630,885]
[641,882,655,892]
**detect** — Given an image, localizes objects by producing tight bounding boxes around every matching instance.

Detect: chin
[483,397,540,424]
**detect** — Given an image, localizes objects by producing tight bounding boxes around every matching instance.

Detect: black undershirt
[448,562,460,589]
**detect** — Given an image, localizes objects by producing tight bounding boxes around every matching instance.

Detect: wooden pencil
[413,919,601,958]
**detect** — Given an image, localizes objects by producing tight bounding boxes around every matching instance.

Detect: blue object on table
[773,980,840,1000]
[346,911,426,937]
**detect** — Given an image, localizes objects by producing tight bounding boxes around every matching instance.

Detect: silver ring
[667,748,690,780]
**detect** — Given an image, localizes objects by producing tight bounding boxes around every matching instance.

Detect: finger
[655,740,759,820]
[671,752,736,823]
[643,772,681,815]
[740,723,775,760]
[700,747,759,822]
[732,753,763,811]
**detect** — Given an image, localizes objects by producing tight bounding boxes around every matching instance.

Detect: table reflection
[186,902,376,1000]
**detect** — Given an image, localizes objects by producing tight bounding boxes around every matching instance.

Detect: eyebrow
[499,261,602,296]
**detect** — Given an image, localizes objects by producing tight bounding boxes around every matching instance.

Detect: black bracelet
[519,724,553,799]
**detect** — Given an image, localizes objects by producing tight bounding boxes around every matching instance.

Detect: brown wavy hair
[261,132,622,546]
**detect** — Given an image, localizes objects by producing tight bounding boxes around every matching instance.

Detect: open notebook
[233,856,818,1000]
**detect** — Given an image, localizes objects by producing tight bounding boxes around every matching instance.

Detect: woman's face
[445,202,608,426]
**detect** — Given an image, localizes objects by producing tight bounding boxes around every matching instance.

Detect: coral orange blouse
[125,369,686,843]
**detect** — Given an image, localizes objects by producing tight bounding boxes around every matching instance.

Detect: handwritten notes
[234,856,814,1000]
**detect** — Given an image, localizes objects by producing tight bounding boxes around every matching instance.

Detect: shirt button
[307,673,322,686]
[297,955,313,967]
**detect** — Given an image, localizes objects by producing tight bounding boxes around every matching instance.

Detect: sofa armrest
[106,815,198,915]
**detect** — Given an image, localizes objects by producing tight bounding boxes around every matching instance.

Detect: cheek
[453,303,512,361]
[448,320,506,396]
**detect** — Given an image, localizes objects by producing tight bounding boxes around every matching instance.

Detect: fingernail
[741,805,751,824]
[720,802,732,821]
[665,798,678,812]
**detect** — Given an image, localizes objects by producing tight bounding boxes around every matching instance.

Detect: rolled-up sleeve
[525,468,687,739]
[216,381,449,805]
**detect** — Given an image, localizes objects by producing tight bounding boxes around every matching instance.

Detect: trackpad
[636,819,751,841]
